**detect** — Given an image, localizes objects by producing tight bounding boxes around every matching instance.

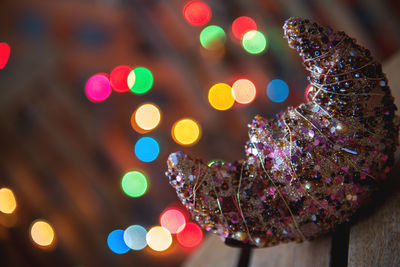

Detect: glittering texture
[166,17,399,248]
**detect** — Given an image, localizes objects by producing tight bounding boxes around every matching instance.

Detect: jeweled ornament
[166,17,399,248]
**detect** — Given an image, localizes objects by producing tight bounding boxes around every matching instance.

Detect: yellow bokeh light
[208,83,235,110]
[172,118,201,146]
[146,226,172,252]
[127,70,136,89]
[133,103,161,131]
[30,220,55,247]
[232,79,257,104]
[0,188,17,214]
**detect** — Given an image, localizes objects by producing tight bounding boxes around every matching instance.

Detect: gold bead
[235,231,247,241]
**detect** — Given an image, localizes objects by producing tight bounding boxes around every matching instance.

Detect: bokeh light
[176,222,203,248]
[132,103,161,132]
[208,83,235,110]
[232,17,257,40]
[130,67,153,94]
[127,70,136,89]
[110,65,132,93]
[200,25,226,50]
[123,225,147,251]
[30,220,55,247]
[232,79,257,104]
[183,1,211,26]
[160,209,186,234]
[171,118,201,146]
[242,30,267,54]
[107,229,130,254]
[267,79,289,103]
[134,137,160,162]
[0,188,17,214]
[0,43,11,69]
[146,226,172,252]
[121,171,148,198]
[85,73,112,102]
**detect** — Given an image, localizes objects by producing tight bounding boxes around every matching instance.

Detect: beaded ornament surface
[166,17,399,248]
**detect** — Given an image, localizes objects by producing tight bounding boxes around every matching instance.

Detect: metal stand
[237,247,252,267]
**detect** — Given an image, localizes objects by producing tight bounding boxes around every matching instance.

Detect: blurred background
[0,0,400,266]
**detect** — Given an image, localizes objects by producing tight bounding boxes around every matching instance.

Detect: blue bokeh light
[134,137,159,162]
[107,229,130,254]
[123,225,148,250]
[267,79,289,103]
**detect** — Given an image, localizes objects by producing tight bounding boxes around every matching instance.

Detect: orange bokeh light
[131,103,161,133]
[146,226,172,252]
[30,220,55,248]
[232,79,257,104]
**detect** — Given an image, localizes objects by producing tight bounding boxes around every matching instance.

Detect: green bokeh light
[121,171,148,198]
[242,30,267,54]
[200,25,226,50]
[130,67,153,94]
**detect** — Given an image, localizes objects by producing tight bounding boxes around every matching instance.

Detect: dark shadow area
[237,247,253,267]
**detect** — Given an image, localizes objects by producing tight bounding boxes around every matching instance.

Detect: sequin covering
[166,17,399,248]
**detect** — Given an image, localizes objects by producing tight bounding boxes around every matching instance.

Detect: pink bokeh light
[85,74,112,102]
[160,208,186,234]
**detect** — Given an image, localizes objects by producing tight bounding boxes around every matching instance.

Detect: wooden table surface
[182,52,400,267]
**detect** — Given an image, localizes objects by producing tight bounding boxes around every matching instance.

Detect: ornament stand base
[237,247,252,267]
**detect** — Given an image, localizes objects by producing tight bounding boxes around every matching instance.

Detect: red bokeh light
[160,209,186,234]
[110,65,132,93]
[232,16,257,40]
[176,222,203,248]
[0,43,11,69]
[183,1,211,26]
[85,74,112,102]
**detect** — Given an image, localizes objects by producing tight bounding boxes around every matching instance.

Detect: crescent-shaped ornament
[166,17,399,248]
